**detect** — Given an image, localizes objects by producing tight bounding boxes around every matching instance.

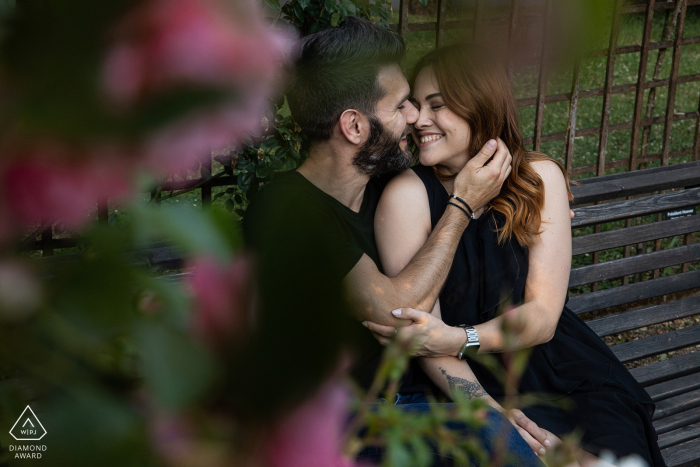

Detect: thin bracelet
[450,195,475,217]
[447,201,474,220]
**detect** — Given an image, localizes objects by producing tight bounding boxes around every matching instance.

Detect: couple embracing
[243,16,664,467]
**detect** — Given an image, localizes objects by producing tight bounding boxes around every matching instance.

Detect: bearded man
[243,16,546,466]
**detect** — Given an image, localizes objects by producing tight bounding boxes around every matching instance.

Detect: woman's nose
[414,107,433,129]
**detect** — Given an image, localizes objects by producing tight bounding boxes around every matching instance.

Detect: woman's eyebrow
[426,93,442,100]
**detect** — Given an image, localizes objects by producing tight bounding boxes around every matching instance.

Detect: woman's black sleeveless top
[412,164,665,466]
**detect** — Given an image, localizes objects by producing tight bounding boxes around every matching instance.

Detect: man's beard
[352,116,415,176]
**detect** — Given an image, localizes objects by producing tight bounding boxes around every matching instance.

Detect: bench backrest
[568,161,700,465]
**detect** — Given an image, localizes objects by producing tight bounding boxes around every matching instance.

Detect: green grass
[395,8,700,178]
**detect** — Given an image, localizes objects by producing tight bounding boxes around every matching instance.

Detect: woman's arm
[367,160,572,354]
[373,169,550,454]
[473,160,572,352]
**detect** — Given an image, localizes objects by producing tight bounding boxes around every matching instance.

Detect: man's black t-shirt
[243,170,432,393]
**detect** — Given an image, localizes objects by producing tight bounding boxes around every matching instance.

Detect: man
[243,16,547,465]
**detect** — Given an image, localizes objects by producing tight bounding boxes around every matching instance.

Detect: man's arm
[345,138,511,327]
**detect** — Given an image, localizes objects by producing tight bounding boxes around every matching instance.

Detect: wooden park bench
[569,160,700,467]
[31,160,700,466]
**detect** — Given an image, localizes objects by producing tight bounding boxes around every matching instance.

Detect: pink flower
[142,95,269,173]
[101,0,284,103]
[100,0,289,173]
[186,255,253,350]
[266,380,357,467]
[0,146,132,233]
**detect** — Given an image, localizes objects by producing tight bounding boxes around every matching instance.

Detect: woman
[364,45,665,467]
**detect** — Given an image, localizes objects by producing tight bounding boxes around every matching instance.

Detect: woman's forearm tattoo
[439,367,487,399]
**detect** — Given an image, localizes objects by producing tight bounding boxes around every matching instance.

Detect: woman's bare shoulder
[376,168,431,232]
[380,168,427,206]
[529,159,567,190]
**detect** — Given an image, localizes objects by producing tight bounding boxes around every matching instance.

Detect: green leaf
[294,1,304,18]
[134,321,217,410]
[264,0,281,10]
[236,158,254,172]
[331,12,340,27]
[238,171,255,192]
[419,0,429,7]
[324,0,336,14]
[298,0,311,9]
[256,166,270,178]
[224,198,235,212]
[339,0,356,15]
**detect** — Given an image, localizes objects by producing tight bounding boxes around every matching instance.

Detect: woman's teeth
[420,135,443,144]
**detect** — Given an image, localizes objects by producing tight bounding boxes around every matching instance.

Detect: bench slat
[572,215,700,256]
[661,434,700,467]
[568,270,700,315]
[653,388,700,421]
[573,161,700,188]
[646,372,700,403]
[611,326,700,363]
[570,162,700,205]
[569,244,700,287]
[585,296,700,338]
[654,405,700,435]
[630,352,700,387]
[658,421,700,450]
[646,373,700,402]
[571,187,700,228]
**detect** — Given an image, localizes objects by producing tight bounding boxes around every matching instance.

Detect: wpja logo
[7,405,47,459]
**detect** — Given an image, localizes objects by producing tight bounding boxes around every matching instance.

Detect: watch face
[465,343,480,357]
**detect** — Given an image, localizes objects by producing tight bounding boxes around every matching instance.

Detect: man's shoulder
[246,171,323,218]
[243,170,334,245]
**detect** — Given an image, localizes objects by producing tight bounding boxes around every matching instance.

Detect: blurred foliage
[191,0,393,215]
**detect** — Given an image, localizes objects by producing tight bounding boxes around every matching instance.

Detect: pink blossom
[100,0,288,174]
[186,255,253,350]
[101,0,285,104]
[266,380,357,467]
[142,95,268,173]
[0,147,132,233]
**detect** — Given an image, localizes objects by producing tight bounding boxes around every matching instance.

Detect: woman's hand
[483,403,552,456]
[498,407,552,456]
[362,308,465,357]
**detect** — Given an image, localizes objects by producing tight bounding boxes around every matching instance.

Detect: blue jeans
[356,393,544,467]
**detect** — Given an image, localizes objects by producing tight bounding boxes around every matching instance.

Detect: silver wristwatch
[456,325,480,360]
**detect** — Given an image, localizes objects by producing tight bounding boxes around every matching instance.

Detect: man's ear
[338,109,367,145]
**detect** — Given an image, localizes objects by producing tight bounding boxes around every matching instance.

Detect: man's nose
[405,101,419,125]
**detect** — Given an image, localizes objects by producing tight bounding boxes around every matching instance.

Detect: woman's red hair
[409,45,573,248]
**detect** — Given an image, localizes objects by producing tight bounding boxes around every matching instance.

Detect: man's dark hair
[287,16,405,142]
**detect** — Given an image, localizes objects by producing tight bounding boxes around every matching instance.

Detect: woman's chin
[418,152,440,167]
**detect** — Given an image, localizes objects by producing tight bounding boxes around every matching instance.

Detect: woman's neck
[433,159,466,195]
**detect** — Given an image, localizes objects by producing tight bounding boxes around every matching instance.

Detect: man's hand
[453,138,512,211]
[362,308,464,357]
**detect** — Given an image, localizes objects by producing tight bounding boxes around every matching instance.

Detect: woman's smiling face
[410,66,471,174]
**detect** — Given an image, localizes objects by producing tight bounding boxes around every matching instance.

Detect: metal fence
[27,0,700,256]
